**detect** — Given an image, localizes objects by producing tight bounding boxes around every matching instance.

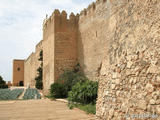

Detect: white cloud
[0,0,95,82]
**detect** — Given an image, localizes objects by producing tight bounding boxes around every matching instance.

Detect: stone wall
[35,40,43,85]
[78,0,111,80]
[24,53,36,87]
[54,11,78,80]
[43,10,78,93]
[96,0,160,119]
[24,40,43,87]
[43,14,55,93]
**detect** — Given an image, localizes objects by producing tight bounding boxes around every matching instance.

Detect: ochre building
[12,60,24,86]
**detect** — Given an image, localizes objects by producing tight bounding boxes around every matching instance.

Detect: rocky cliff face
[96,0,160,119]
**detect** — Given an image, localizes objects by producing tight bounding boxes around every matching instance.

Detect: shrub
[68,80,98,104]
[50,83,67,98]
[0,76,8,89]
[35,50,43,90]
[35,75,43,90]
[0,76,5,84]
[0,84,8,89]
[57,70,87,92]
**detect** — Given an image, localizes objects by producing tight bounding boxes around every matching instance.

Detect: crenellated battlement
[43,9,60,30]
[43,0,121,30]
[78,0,128,23]
[79,0,107,19]
[61,10,67,19]
[69,12,75,20]
[43,9,78,31]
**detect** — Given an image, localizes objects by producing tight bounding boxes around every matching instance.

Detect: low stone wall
[96,0,160,119]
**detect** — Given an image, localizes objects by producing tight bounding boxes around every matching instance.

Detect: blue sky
[0,0,95,82]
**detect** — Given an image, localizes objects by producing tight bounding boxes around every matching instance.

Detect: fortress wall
[43,11,56,93]
[95,0,160,119]
[78,0,115,80]
[24,53,36,87]
[43,10,78,93]
[54,11,78,80]
[35,40,43,53]
[24,40,43,88]
[34,40,43,86]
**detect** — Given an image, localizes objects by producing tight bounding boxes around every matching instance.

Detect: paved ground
[0,99,96,120]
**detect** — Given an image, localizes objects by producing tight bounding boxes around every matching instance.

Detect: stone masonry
[95,0,160,119]
[24,52,36,87]
[24,40,43,87]
[43,10,78,93]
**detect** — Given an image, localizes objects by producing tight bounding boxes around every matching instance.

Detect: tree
[35,50,43,90]
[0,75,8,89]
[0,76,5,84]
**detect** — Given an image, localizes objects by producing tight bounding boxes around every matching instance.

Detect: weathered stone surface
[43,13,78,93]
[145,83,154,93]
[114,79,121,85]
[147,65,159,74]
[156,106,160,114]
[156,100,160,105]
[156,75,160,82]
[111,84,116,90]
[24,40,43,88]
[112,72,121,79]
[96,0,160,119]
[137,100,147,110]
[24,53,36,87]
[108,109,114,118]
[150,99,156,105]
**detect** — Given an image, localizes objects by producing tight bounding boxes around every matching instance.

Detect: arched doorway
[19,81,24,86]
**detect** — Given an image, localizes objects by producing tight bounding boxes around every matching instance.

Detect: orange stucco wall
[12,60,24,86]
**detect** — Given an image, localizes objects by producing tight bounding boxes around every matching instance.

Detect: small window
[96,31,97,37]
[17,67,20,71]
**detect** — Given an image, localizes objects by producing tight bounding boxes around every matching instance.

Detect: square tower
[13,59,24,86]
[43,10,78,93]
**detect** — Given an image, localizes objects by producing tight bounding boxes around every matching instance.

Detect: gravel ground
[0,99,97,120]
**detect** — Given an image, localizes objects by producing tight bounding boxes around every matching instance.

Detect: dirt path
[0,99,96,120]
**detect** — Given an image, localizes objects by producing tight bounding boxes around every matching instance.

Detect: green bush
[35,50,43,90]
[0,76,8,89]
[0,84,8,89]
[68,80,98,104]
[57,70,87,92]
[0,76,5,84]
[50,83,67,98]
